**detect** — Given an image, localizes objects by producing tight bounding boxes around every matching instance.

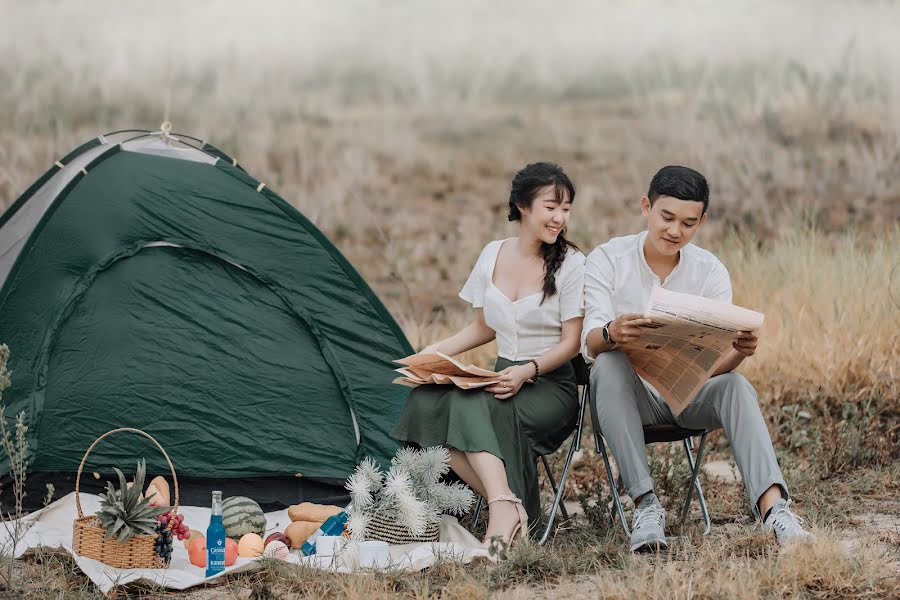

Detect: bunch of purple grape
[153,512,188,562]
[160,512,189,540]
[153,519,173,562]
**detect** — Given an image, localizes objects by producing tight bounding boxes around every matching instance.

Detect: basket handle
[74,427,179,520]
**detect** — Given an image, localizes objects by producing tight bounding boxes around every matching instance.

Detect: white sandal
[484,494,528,546]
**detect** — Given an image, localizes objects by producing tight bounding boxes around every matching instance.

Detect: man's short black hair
[648,166,709,214]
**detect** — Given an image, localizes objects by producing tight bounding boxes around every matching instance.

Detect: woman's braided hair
[507,162,579,304]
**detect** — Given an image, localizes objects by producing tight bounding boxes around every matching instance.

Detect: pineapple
[96,459,168,543]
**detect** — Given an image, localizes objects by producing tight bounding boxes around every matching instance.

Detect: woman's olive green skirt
[392,357,579,534]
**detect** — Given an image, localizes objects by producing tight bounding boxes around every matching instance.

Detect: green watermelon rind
[221,496,266,539]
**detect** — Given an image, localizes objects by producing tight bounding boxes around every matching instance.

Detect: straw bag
[71,428,179,569]
[366,514,439,544]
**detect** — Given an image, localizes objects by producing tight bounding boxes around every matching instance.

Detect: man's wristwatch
[602,320,615,344]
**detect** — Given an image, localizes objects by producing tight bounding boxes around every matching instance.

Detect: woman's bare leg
[466,451,521,543]
[448,448,487,499]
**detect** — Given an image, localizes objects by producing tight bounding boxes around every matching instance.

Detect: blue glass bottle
[300,511,349,556]
[206,490,226,577]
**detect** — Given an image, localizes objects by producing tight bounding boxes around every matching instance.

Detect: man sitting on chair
[582,165,814,552]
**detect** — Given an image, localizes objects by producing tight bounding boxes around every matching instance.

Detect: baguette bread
[288,502,343,523]
[285,520,323,548]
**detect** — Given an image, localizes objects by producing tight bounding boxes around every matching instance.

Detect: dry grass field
[1,1,898,597]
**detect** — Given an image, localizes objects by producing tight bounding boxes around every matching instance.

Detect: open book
[391,352,502,389]
[619,287,765,415]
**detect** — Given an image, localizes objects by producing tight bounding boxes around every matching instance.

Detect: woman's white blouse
[459,239,586,361]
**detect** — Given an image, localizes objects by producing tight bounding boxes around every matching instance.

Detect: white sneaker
[763,498,815,546]
[630,493,667,552]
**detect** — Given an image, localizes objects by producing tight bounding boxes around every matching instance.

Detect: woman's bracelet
[528,359,540,378]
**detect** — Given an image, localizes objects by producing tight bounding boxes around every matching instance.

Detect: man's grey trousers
[589,350,787,516]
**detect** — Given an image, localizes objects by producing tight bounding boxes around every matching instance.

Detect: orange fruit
[225,537,238,566]
[188,537,206,568]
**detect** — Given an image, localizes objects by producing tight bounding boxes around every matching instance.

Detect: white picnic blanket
[0,492,491,594]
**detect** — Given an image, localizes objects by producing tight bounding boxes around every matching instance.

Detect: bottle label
[208,539,226,570]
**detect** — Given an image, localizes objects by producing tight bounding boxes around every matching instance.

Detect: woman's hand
[485,364,534,400]
[419,343,442,355]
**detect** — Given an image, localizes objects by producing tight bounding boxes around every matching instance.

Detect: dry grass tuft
[583,534,900,600]
[729,229,899,401]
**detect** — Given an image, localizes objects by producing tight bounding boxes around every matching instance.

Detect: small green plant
[819,399,881,474]
[647,442,694,514]
[0,343,30,590]
[43,483,54,508]
[576,473,616,531]
[488,540,566,589]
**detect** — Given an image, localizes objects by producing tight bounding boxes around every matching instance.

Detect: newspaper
[392,352,502,390]
[619,287,764,415]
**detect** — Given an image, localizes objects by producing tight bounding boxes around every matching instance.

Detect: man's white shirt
[581,230,732,362]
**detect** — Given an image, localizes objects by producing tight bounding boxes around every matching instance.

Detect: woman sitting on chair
[393,162,585,546]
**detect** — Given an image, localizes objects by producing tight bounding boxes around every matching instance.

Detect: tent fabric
[0,132,413,509]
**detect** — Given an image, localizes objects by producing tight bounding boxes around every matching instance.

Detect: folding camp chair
[470,355,590,545]
[593,416,712,537]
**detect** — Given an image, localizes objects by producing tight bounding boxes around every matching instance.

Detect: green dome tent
[0,130,413,510]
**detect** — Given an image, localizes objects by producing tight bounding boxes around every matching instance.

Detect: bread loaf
[288,502,343,523]
[145,476,171,507]
[285,520,323,548]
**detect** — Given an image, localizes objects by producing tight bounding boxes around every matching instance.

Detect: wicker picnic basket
[366,514,439,544]
[72,427,179,569]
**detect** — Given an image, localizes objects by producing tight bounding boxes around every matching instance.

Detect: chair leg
[541,455,569,520]
[692,435,712,535]
[472,495,483,528]
[680,437,696,522]
[537,383,588,545]
[680,432,711,534]
[587,381,629,537]
[695,475,712,535]
[597,433,630,538]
